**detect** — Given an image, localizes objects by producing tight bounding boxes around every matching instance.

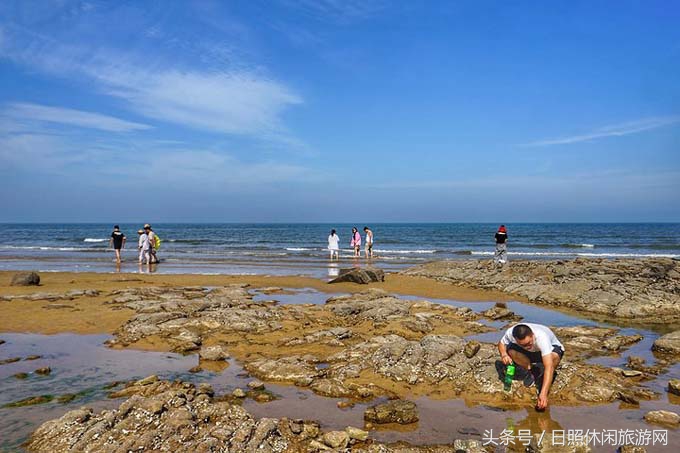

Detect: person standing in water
[328,229,340,260]
[350,227,361,257]
[109,225,126,263]
[138,229,150,264]
[144,224,158,264]
[363,226,374,258]
[495,225,508,265]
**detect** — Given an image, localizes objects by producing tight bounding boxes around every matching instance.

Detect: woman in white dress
[328,229,340,260]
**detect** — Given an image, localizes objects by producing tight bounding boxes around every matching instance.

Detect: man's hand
[537,392,549,410]
[501,354,513,365]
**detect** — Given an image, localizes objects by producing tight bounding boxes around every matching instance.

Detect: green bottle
[504,363,515,391]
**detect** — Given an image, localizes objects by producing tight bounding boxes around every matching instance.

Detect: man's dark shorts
[508,343,564,364]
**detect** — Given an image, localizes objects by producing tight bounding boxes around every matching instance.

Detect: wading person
[364,226,374,258]
[137,229,151,264]
[498,323,565,410]
[328,229,340,260]
[494,224,508,265]
[144,224,158,264]
[350,227,361,257]
[109,225,126,263]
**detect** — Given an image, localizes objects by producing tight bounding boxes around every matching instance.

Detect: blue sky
[0,0,678,222]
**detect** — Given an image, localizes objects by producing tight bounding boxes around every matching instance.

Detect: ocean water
[0,223,678,277]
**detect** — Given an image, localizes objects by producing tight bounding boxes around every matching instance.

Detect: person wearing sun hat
[494,224,508,265]
[144,224,158,263]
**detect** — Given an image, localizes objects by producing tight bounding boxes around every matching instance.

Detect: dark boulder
[329,268,385,284]
[11,272,40,286]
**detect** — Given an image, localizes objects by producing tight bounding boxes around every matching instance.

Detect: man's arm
[122,236,126,248]
[537,354,555,409]
[498,342,512,365]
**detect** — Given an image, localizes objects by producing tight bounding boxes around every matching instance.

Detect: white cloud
[521,116,680,147]
[0,22,304,143]
[96,70,302,136]
[5,102,151,132]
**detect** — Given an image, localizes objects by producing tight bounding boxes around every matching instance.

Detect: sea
[0,223,678,278]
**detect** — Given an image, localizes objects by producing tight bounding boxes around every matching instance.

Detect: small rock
[188,365,202,373]
[289,420,303,434]
[364,400,418,425]
[254,392,275,403]
[668,379,680,396]
[309,440,331,451]
[463,341,481,358]
[135,375,158,386]
[232,388,247,398]
[294,377,314,387]
[644,410,680,427]
[0,339,5,345]
[197,383,214,396]
[346,426,369,441]
[619,445,647,453]
[35,367,51,375]
[453,439,487,453]
[622,370,643,377]
[198,344,230,361]
[247,380,265,390]
[0,357,21,365]
[652,330,680,355]
[25,355,41,361]
[57,394,77,404]
[4,395,54,407]
[14,373,29,379]
[11,271,40,286]
[337,401,355,409]
[323,430,349,448]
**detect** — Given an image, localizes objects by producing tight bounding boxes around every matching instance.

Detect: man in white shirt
[498,323,565,410]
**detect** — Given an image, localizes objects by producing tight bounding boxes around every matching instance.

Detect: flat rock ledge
[402,258,680,323]
[101,286,655,408]
[26,377,485,453]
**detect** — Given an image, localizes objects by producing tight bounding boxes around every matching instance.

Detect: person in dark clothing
[494,225,508,264]
[110,225,126,263]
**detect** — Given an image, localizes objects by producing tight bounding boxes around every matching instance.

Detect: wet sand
[0,270,519,335]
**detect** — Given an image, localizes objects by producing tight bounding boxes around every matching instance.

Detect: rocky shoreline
[3,267,679,452]
[402,258,680,325]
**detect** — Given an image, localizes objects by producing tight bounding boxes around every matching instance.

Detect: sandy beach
[0,270,519,335]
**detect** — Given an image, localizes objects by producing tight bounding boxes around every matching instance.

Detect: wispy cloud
[97,70,302,137]
[280,0,387,23]
[521,116,680,147]
[4,102,151,132]
[0,20,303,144]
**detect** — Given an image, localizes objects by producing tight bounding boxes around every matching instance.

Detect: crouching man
[498,323,565,410]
